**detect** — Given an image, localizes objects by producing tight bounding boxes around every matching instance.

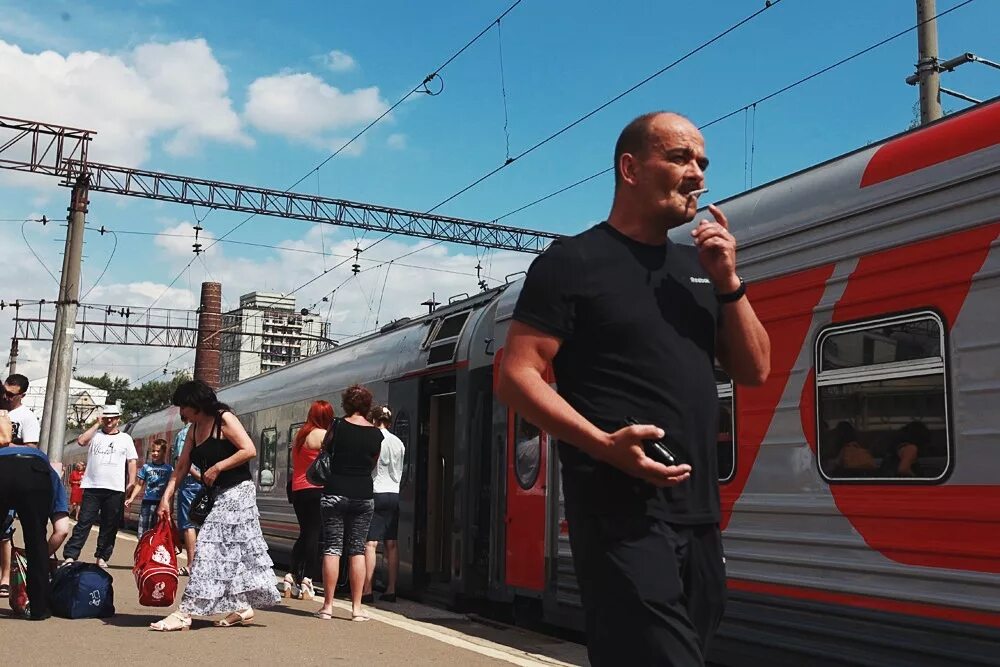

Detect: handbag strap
[321,417,340,454]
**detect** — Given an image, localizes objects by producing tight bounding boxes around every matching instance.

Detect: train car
[105,98,1000,665]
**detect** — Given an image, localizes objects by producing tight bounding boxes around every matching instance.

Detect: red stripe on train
[728,578,1000,630]
[721,265,833,530]
[860,100,1000,187]
[800,223,1000,573]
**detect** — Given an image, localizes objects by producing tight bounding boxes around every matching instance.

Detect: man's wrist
[711,274,741,294]
[715,277,746,304]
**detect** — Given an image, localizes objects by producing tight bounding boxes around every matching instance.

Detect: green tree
[74,371,191,423]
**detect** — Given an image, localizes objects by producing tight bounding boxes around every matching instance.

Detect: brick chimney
[194,282,222,390]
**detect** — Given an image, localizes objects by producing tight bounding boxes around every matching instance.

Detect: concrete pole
[39,220,77,452]
[7,338,17,375]
[916,0,943,124]
[40,175,88,466]
[194,282,223,390]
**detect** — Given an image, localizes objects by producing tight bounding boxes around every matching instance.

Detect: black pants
[0,455,54,619]
[63,488,124,561]
[565,503,727,667]
[291,488,323,583]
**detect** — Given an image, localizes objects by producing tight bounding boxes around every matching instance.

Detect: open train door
[503,410,548,592]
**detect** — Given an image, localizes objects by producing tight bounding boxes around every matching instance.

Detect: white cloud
[0,38,252,169]
[386,133,407,150]
[243,73,388,151]
[323,49,356,72]
[1,208,536,384]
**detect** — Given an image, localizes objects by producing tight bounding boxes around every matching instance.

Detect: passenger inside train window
[879,420,931,478]
[259,428,277,487]
[514,416,541,489]
[816,313,949,482]
[826,421,877,476]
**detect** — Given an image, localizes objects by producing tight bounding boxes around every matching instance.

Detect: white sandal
[214,608,254,627]
[149,611,191,632]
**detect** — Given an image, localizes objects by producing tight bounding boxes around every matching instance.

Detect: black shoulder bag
[189,484,217,526]
[305,418,339,487]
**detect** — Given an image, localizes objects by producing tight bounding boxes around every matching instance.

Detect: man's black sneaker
[380,593,397,603]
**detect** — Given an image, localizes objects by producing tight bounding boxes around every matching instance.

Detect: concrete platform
[2,525,587,666]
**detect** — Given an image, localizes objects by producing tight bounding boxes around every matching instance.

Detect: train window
[287,422,304,489]
[259,427,278,488]
[816,312,949,482]
[717,367,736,483]
[514,414,541,490]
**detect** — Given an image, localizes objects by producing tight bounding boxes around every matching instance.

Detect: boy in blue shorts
[173,419,202,574]
[125,439,173,538]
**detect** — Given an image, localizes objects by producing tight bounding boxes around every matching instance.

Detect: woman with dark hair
[284,399,335,600]
[315,384,382,622]
[149,380,280,631]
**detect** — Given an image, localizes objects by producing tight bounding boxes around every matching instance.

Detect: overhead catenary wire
[80,228,118,302]
[424,0,786,214]
[91,0,528,371]
[490,0,979,222]
[195,0,527,257]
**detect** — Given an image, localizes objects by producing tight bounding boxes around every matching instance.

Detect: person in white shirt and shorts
[362,405,405,604]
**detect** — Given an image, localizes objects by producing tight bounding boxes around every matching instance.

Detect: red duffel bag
[133,519,178,607]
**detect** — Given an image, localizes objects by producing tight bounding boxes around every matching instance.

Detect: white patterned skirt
[179,480,280,616]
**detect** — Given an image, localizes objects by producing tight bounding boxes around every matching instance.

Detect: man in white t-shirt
[62,403,137,568]
[3,375,40,447]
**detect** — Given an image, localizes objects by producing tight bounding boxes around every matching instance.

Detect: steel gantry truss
[11,300,337,354]
[0,115,561,253]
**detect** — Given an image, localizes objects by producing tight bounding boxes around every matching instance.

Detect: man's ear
[619,153,639,187]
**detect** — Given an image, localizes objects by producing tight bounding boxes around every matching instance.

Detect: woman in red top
[285,400,334,600]
[68,462,85,520]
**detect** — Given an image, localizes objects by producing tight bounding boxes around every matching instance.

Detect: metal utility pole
[915,0,943,124]
[39,175,88,465]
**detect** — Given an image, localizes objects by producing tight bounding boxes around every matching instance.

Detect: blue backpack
[50,562,115,618]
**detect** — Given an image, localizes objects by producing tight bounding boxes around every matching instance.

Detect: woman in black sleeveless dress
[150,381,280,631]
[316,384,382,622]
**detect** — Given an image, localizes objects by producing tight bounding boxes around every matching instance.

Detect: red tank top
[292,437,322,492]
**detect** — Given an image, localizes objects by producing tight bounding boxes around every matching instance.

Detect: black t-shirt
[513,222,721,523]
[326,420,382,500]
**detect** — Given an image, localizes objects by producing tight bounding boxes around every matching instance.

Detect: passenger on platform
[125,439,174,538]
[0,406,66,620]
[149,380,279,631]
[172,416,202,575]
[286,400,334,601]
[315,384,382,622]
[68,462,85,520]
[4,374,40,447]
[62,402,138,568]
[362,404,405,605]
[0,374,41,595]
[497,112,770,666]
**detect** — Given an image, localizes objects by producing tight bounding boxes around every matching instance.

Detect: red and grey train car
[69,99,1000,665]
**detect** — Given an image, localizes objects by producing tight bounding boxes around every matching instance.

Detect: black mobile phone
[624,417,684,467]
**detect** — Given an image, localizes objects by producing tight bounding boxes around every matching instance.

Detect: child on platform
[126,440,173,539]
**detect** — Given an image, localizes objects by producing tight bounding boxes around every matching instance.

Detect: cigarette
[687,188,709,197]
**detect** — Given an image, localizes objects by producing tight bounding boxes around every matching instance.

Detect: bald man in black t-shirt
[498,112,770,666]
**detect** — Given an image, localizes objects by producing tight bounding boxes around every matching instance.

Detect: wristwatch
[715,277,746,304]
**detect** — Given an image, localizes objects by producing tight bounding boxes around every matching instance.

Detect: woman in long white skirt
[150,380,279,631]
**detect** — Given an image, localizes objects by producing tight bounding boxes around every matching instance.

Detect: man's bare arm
[716,295,770,386]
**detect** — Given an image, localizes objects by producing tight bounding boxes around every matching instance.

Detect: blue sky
[0,0,997,381]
